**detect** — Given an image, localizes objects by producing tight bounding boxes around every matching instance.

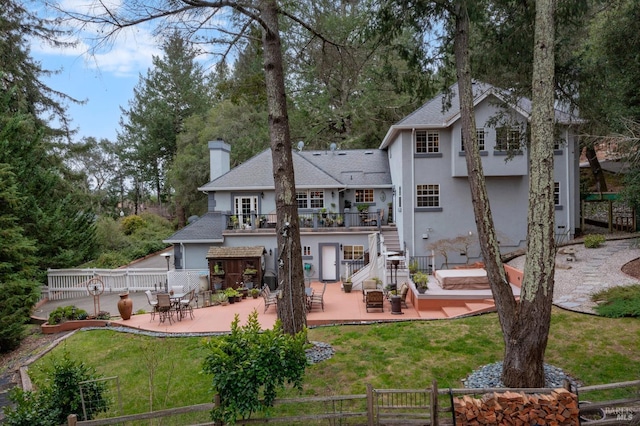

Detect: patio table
[169,292,186,320]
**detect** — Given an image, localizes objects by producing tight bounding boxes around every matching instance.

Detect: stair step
[440,305,473,318]
[419,309,449,319]
[465,302,496,314]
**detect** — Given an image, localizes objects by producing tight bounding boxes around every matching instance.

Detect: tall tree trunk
[453,0,516,349]
[260,0,307,335]
[502,0,556,388]
[585,144,608,192]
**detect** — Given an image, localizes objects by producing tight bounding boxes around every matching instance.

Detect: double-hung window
[416,130,440,154]
[554,182,560,206]
[461,128,486,151]
[495,127,523,151]
[296,190,325,209]
[416,184,440,208]
[355,189,374,203]
[343,245,364,261]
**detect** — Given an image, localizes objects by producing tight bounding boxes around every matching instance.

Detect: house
[380,81,581,268]
[165,141,396,287]
[165,81,581,285]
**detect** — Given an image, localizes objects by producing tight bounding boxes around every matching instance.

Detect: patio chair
[145,290,158,321]
[362,279,379,302]
[365,290,384,312]
[310,282,327,311]
[261,285,278,313]
[179,289,196,320]
[156,293,174,324]
[399,282,409,308]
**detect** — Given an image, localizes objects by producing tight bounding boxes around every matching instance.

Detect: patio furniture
[179,289,196,320]
[398,282,409,308]
[365,289,384,312]
[157,293,174,324]
[145,290,158,321]
[362,279,379,302]
[261,285,278,313]
[310,282,327,311]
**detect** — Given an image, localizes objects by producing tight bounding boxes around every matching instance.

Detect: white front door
[234,196,258,226]
[320,244,338,281]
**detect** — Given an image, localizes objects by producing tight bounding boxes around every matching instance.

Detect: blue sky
[31,3,163,142]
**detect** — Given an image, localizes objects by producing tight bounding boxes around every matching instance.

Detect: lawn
[29,307,640,419]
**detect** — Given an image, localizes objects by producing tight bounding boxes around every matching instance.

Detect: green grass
[29,308,640,419]
[591,284,640,318]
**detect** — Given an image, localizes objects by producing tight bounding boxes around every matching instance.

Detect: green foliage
[584,234,606,248]
[47,306,89,325]
[223,288,240,299]
[412,271,429,288]
[592,284,640,318]
[202,311,307,424]
[84,212,173,268]
[120,215,146,235]
[4,348,109,425]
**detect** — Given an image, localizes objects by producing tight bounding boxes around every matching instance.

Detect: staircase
[418,300,497,319]
[381,228,401,254]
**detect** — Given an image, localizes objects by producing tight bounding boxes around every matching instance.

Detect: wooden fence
[66,379,640,426]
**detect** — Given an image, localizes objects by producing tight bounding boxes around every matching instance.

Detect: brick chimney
[208,139,231,181]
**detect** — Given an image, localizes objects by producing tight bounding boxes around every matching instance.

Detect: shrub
[4,349,110,425]
[0,278,39,353]
[48,306,88,325]
[591,284,640,318]
[202,311,307,424]
[584,234,606,248]
[120,215,146,235]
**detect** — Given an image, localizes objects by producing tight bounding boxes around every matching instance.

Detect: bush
[48,306,89,325]
[584,234,606,248]
[202,311,307,424]
[591,284,640,318]
[0,278,40,353]
[120,215,146,235]
[3,349,110,425]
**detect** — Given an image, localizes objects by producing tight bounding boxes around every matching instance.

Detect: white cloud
[32,1,161,78]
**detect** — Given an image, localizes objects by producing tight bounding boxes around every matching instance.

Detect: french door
[234,196,259,226]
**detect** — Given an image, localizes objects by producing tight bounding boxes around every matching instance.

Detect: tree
[119,32,212,225]
[54,0,320,334]
[379,0,558,387]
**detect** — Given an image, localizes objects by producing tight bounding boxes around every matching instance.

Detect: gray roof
[199,148,391,191]
[164,212,225,244]
[381,81,582,148]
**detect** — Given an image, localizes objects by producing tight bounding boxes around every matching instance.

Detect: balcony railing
[225,210,385,230]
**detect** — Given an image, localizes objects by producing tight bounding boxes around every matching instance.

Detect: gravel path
[507,237,640,314]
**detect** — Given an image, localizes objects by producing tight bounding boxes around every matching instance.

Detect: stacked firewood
[453,388,579,425]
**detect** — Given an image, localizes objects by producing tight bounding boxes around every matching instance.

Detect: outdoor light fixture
[340,244,343,251]
[261,191,264,198]
[269,249,273,256]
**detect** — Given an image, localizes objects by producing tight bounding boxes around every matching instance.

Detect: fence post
[67,414,77,426]
[431,380,439,426]
[366,383,374,426]
[214,394,222,426]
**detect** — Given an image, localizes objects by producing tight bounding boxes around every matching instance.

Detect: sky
[31,3,163,142]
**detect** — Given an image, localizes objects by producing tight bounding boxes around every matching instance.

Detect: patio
[34,280,502,334]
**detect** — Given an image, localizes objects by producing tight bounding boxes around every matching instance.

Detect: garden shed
[206,246,265,291]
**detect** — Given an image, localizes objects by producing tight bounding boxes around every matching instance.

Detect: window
[495,127,523,151]
[296,190,325,209]
[416,130,440,153]
[234,196,258,224]
[461,128,486,151]
[355,189,374,203]
[416,184,440,207]
[554,182,560,206]
[303,246,311,256]
[343,245,364,260]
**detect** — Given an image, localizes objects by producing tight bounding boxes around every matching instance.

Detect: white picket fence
[46,268,210,301]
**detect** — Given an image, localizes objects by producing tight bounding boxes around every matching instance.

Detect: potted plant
[320,207,327,218]
[250,288,260,299]
[213,264,225,275]
[243,267,257,275]
[343,278,353,293]
[413,271,429,294]
[408,259,419,275]
[335,214,344,226]
[224,287,239,304]
[213,292,228,306]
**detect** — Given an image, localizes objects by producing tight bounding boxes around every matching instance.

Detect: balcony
[224,210,388,232]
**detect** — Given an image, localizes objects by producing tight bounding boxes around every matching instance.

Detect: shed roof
[206,246,265,259]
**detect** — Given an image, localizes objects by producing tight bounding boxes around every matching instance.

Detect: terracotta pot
[117,293,133,320]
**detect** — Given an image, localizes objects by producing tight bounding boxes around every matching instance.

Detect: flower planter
[42,319,110,334]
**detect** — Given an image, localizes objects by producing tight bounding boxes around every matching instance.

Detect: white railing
[46,269,209,301]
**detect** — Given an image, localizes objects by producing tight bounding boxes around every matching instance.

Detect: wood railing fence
[66,379,640,426]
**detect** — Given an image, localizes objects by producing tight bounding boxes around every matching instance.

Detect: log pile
[453,388,579,425]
